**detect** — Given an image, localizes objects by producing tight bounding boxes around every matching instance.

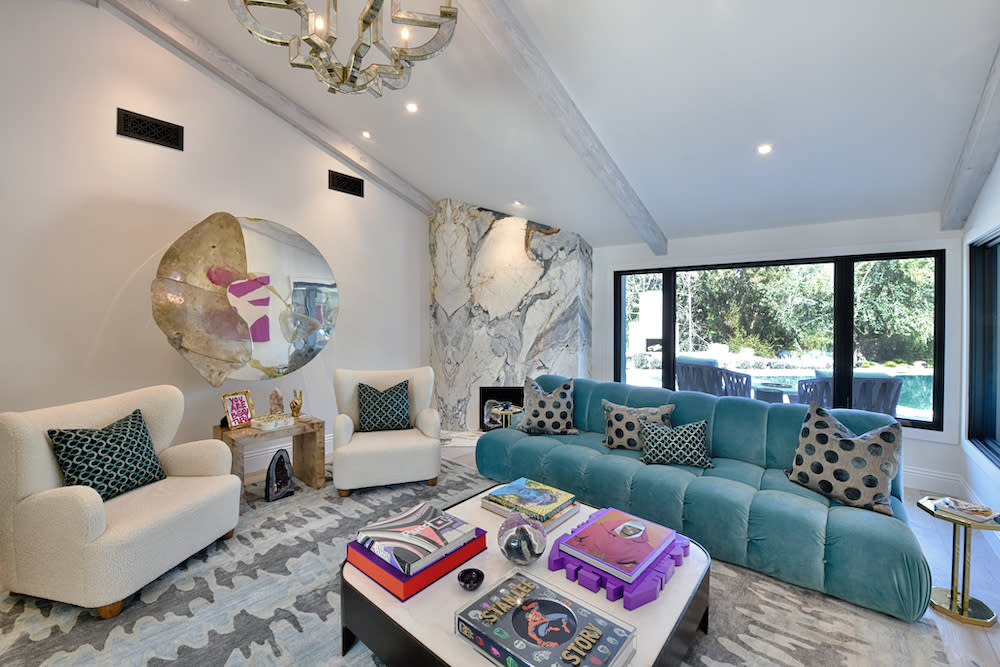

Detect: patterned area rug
[0,459,948,666]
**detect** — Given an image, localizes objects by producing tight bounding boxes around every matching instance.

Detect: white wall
[0,2,430,467]
[593,212,966,494]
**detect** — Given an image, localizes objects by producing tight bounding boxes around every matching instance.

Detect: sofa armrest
[159,439,232,476]
[416,408,440,439]
[333,414,355,449]
[15,486,106,546]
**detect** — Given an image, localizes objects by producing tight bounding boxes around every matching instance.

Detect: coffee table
[341,487,710,666]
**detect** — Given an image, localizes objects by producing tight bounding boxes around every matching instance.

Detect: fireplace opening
[478,385,525,431]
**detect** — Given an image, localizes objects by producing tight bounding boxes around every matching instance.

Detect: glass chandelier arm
[391,0,457,62]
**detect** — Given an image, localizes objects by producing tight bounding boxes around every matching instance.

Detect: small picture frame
[222,390,254,429]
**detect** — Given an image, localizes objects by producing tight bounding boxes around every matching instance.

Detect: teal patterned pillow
[639,420,714,468]
[358,380,411,432]
[47,409,166,501]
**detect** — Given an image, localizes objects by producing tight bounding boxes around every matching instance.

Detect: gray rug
[0,459,948,666]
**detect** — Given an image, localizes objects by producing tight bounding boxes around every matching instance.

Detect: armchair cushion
[46,409,166,501]
[158,439,233,477]
[359,380,411,432]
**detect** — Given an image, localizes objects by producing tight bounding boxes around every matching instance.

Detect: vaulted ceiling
[103,1,1000,253]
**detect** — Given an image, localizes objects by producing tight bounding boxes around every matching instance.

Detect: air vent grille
[116,108,184,151]
[329,170,365,198]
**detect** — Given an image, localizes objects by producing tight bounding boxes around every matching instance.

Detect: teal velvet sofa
[475,374,932,622]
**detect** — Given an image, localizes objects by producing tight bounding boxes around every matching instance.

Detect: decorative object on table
[269,388,284,414]
[489,403,523,429]
[228,0,457,97]
[455,570,637,667]
[346,528,487,602]
[496,512,547,566]
[558,508,676,584]
[918,495,1000,626]
[250,413,295,430]
[517,377,578,435]
[264,449,295,502]
[787,403,902,515]
[457,568,484,591]
[482,477,576,523]
[356,502,476,576]
[151,212,338,386]
[221,390,254,429]
[932,497,1000,523]
[290,389,303,418]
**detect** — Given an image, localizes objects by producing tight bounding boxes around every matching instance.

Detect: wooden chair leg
[338,488,351,497]
[221,528,236,540]
[426,477,438,486]
[97,600,124,619]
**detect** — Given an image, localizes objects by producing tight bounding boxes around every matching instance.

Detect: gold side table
[490,405,523,429]
[917,496,1000,626]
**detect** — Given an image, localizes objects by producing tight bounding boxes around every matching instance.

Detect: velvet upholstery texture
[475,375,931,623]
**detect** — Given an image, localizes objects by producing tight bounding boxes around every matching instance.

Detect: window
[968,243,1000,465]
[614,250,944,429]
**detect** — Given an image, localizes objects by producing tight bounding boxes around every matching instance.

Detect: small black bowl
[457,568,484,591]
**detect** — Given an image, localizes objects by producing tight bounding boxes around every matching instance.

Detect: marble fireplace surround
[430,200,592,431]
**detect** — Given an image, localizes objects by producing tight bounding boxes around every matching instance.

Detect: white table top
[343,487,710,666]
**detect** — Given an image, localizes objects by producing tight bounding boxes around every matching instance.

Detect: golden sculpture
[290,390,303,418]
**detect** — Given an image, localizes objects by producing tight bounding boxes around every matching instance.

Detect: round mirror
[151,212,338,386]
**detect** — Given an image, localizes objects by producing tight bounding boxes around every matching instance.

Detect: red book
[346,528,487,600]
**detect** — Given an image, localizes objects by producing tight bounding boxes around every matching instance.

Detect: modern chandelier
[228,0,457,97]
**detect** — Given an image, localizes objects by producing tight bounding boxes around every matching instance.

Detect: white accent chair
[332,367,442,497]
[0,385,241,619]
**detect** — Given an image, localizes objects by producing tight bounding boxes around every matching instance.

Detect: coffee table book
[481,498,581,530]
[482,477,576,522]
[455,569,636,667]
[346,528,487,601]
[357,502,476,576]
[559,507,676,584]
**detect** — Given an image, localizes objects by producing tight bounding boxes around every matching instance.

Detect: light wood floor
[440,437,1000,666]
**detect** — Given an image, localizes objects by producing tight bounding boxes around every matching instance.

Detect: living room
[2,1,1000,665]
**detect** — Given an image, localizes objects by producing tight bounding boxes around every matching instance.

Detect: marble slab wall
[430,200,592,430]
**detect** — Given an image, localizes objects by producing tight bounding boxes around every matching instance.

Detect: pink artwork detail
[227,274,272,342]
[207,265,242,287]
[249,315,270,342]
[249,298,270,306]
[228,275,269,298]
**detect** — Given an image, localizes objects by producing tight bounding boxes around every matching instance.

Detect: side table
[917,495,1000,626]
[213,418,326,512]
[490,405,523,429]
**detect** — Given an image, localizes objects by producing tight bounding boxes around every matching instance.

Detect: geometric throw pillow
[639,420,714,468]
[46,409,166,502]
[517,378,578,435]
[602,399,674,450]
[786,403,902,516]
[358,380,411,432]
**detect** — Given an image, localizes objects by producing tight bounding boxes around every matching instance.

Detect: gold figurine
[290,389,303,418]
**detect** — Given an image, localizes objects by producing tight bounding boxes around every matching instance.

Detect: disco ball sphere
[497,512,547,565]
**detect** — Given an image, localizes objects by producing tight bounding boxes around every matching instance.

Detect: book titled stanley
[482,477,576,522]
[559,508,676,584]
[357,502,476,576]
[455,570,636,667]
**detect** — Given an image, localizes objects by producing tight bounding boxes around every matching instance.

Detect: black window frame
[968,242,1000,466]
[614,249,945,431]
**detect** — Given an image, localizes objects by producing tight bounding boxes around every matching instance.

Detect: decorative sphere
[497,512,547,565]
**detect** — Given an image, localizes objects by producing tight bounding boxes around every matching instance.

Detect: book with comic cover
[356,502,476,576]
[558,508,676,584]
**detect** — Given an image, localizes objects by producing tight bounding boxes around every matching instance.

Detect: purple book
[558,507,676,583]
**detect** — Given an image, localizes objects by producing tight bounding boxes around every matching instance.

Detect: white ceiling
[130,0,1000,250]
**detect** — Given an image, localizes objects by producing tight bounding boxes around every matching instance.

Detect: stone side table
[917,495,1000,626]
[213,419,326,512]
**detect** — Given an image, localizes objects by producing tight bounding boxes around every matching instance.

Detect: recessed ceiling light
[406,102,419,113]
[362,130,371,139]
[513,200,524,208]
[757,143,773,155]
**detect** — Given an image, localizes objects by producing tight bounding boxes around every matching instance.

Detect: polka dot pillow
[517,378,578,435]
[602,399,674,450]
[787,403,902,515]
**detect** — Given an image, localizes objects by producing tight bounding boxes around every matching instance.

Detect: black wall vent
[329,170,364,197]
[116,108,184,151]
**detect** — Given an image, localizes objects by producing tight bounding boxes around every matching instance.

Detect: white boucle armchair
[0,385,241,619]
[332,367,441,497]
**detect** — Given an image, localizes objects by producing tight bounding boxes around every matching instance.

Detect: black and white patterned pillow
[47,409,166,501]
[517,378,578,435]
[787,403,902,516]
[639,420,713,468]
[602,399,674,450]
[358,380,411,432]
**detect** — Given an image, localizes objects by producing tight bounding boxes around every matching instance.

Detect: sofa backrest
[533,374,903,497]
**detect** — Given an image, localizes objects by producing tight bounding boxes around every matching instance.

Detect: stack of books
[481,477,579,529]
[347,502,486,600]
[455,570,637,667]
[558,507,676,584]
[933,497,1000,523]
